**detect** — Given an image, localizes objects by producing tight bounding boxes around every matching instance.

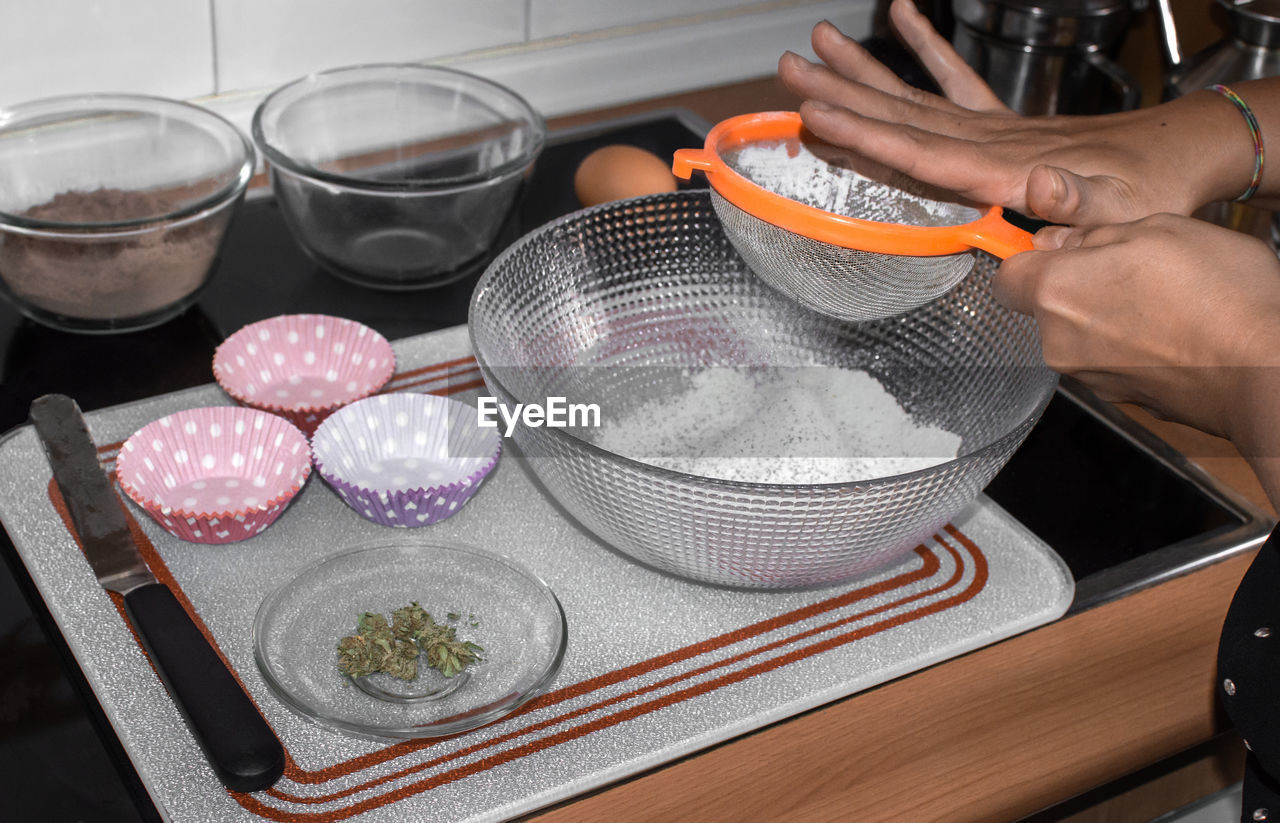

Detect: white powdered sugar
[724,140,978,227]
[594,366,962,484]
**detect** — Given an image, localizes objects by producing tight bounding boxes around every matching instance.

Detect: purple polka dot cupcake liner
[115,407,312,544]
[212,314,396,436]
[311,393,501,528]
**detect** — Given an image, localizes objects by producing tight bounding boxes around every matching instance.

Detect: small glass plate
[253,538,567,739]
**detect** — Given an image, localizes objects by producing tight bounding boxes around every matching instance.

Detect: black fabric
[1243,752,1280,822]
[1219,524,1280,821]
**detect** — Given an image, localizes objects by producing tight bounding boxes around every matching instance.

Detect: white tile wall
[456,0,875,119]
[0,0,213,106]
[1,0,878,130]
[530,0,760,40]
[212,0,526,93]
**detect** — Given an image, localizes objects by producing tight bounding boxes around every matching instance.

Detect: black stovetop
[0,109,1270,823]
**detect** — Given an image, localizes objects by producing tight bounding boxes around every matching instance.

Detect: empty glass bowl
[0,94,253,333]
[469,191,1057,589]
[252,64,546,290]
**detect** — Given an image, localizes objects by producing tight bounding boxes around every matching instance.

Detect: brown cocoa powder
[0,187,226,321]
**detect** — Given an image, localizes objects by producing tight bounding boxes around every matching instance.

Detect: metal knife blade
[30,395,155,595]
[30,394,285,794]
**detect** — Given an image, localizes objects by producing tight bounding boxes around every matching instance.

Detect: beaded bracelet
[1210,84,1265,202]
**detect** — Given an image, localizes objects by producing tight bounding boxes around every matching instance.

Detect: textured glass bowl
[253,539,566,739]
[0,94,252,333]
[253,64,546,290]
[469,190,1056,589]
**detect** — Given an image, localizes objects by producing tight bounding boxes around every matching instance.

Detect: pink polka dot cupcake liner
[115,406,312,544]
[212,314,396,436]
[311,393,501,528]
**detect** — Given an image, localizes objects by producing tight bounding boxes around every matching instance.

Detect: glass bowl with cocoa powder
[0,94,254,333]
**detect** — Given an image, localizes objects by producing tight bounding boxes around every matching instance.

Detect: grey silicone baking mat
[0,324,1073,822]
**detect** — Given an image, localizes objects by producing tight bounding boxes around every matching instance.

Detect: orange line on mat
[378,365,480,394]
[236,534,987,821]
[50,462,945,801]
[382,355,477,383]
[392,376,486,396]
[265,539,967,805]
[275,545,941,785]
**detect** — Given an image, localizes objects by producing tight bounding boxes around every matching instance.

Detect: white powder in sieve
[594,366,962,484]
[724,141,978,227]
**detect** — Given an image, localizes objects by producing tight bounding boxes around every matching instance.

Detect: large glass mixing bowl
[469,191,1055,588]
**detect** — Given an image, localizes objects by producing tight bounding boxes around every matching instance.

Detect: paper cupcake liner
[115,406,312,544]
[311,393,501,527]
[213,314,396,435]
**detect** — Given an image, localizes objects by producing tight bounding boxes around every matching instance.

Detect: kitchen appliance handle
[1154,0,1183,69]
[1083,50,1142,112]
[123,581,285,793]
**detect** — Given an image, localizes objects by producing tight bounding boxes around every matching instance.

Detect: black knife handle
[123,582,284,793]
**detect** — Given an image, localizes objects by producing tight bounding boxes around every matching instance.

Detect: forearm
[1216,311,1280,511]
[1182,78,1280,211]
[1052,81,1280,216]
[1249,455,1280,515]
[1227,359,1280,513]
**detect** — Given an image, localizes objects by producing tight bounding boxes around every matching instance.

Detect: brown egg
[573,144,679,207]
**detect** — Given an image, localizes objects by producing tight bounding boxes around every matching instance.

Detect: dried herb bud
[357,611,391,637]
[336,634,375,678]
[391,602,431,642]
[338,603,484,682]
[381,639,420,681]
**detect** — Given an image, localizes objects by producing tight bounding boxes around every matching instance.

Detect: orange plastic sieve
[672,111,1033,322]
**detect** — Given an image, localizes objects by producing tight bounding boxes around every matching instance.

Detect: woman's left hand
[778,0,1261,225]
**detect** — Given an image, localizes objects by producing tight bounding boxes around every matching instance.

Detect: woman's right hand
[777,0,1265,225]
[995,214,1280,504]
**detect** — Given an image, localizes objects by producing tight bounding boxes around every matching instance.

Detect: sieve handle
[672,148,714,180]
[962,210,1036,259]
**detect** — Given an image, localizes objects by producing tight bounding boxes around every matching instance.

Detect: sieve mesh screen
[713,139,984,322]
[721,139,980,227]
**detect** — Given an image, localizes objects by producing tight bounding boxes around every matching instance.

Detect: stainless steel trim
[1057,378,1275,613]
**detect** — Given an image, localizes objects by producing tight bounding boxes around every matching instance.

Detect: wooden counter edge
[524,547,1252,823]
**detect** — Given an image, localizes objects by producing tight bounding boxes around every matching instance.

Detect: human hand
[994,214,1280,502]
[777,0,1256,225]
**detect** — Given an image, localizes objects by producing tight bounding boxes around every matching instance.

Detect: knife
[29,394,285,793]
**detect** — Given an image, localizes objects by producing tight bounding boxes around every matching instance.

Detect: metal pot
[951,0,1140,114]
[1161,0,1280,96]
